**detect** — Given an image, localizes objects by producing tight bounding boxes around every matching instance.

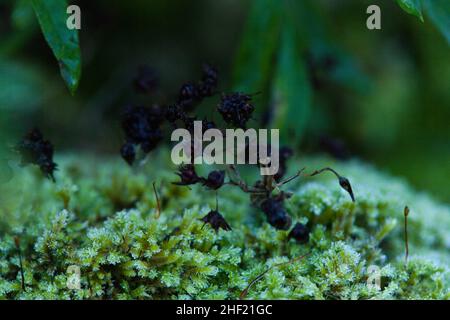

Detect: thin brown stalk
[404,206,410,264]
[153,182,161,219]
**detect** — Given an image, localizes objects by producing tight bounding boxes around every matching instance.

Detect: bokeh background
[0,0,449,201]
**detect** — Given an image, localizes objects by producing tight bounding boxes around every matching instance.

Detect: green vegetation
[0,0,449,300]
[1,154,448,299]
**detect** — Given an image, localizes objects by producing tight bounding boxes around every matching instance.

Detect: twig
[309,167,339,178]
[277,168,306,187]
[404,206,410,264]
[152,182,161,219]
[239,252,310,299]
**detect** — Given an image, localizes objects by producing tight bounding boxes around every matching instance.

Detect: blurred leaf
[423,0,450,44]
[0,60,49,112]
[0,157,13,185]
[0,30,34,57]
[12,0,35,30]
[31,0,81,95]
[271,17,311,145]
[289,0,326,44]
[232,0,282,106]
[291,1,370,93]
[329,54,370,92]
[0,1,36,56]
[396,0,424,22]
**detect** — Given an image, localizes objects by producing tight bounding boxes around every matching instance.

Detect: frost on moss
[0,153,449,299]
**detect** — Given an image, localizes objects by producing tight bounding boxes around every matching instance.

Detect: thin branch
[309,167,339,179]
[277,168,306,187]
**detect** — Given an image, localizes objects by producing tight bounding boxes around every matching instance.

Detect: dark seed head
[288,223,310,244]
[217,92,254,129]
[202,170,225,190]
[309,167,355,203]
[164,104,185,123]
[200,210,231,232]
[260,198,292,230]
[338,176,355,202]
[201,63,218,84]
[279,146,294,161]
[404,206,410,217]
[202,118,216,130]
[178,83,200,109]
[120,143,136,165]
[179,83,197,98]
[198,63,218,97]
[121,105,163,141]
[16,128,57,181]
[173,164,201,186]
[121,105,164,163]
[183,116,197,132]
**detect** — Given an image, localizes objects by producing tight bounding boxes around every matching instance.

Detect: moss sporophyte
[5,64,449,299]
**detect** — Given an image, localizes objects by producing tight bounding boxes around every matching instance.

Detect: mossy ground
[0,152,449,299]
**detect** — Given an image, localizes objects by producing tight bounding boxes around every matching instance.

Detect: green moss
[0,153,449,299]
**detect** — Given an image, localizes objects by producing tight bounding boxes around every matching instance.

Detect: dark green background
[0,0,449,201]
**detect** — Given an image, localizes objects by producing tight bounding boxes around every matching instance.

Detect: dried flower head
[200,210,231,232]
[260,197,292,230]
[338,176,355,202]
[202,170,225,190]
[197,63,218,97]
[173,164,201,186]
[120,142,136,166]
[17,128,57,181]
[310,167,355,202]
[121,105,164,164]
[217,92,254,128]
[288,222,310,244]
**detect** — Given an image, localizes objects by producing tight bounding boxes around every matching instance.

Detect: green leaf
[423,0,450,44]
[31,0,81,95]
[232,0,283,110]
[271,19,312,145]
[396,0,424,21]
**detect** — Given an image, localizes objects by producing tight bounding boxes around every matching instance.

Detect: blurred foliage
[396,0,424,22]
[423,0,450,43]
[0,0,449,201]
[31,0,81,94]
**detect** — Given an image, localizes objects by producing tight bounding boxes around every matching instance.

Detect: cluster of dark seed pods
[15,64,356,245]
[16,128,57,181]
[120,63,259,166]
[173,165,225,191]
